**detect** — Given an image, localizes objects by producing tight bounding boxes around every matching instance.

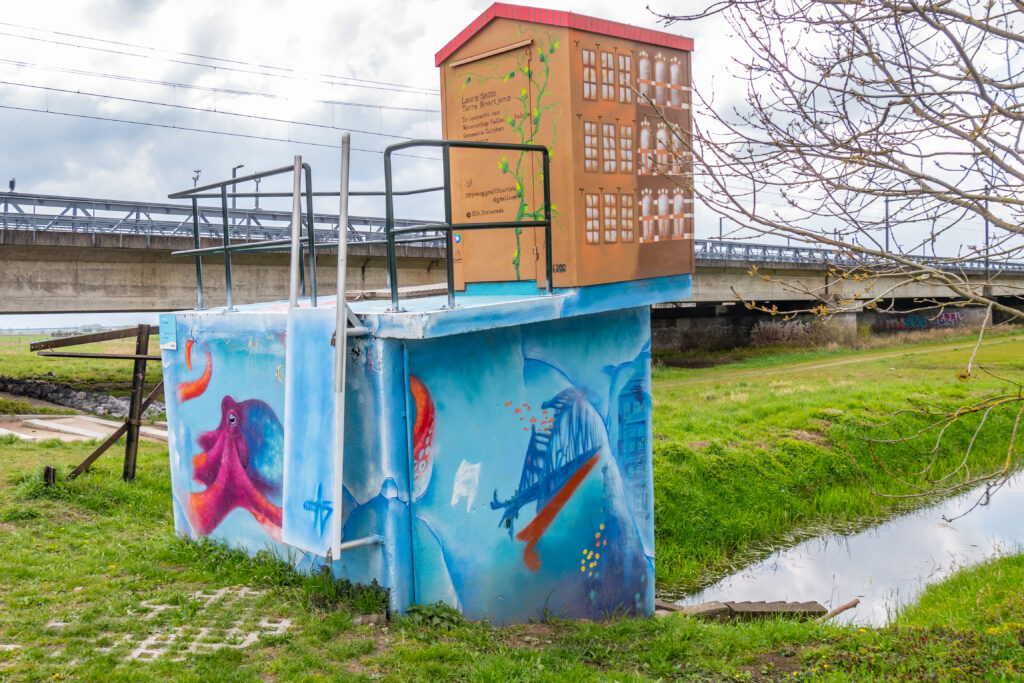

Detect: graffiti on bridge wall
[879,311,966,331]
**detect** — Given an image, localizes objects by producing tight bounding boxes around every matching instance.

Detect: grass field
[1,331,1023,679]
[0,334,162,396]
[651,330,1024,591]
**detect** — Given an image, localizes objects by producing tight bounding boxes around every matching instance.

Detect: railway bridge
[1,192,1021,315]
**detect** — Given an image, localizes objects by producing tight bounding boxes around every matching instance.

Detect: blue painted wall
[161,293,660,622]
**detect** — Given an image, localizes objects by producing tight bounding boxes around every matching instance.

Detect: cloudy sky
[0,0,738,233]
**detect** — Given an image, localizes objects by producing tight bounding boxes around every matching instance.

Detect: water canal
[673,473,1024,625]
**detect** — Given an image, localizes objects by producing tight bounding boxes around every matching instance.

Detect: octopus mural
[188,396,284,539]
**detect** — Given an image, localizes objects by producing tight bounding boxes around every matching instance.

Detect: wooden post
[67,381,163,481]
[122,324,151,482]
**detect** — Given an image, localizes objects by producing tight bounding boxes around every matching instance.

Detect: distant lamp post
[231,164,245,211]
[254,177,262,209]
[192,169,202,187]
[8,178,14,192]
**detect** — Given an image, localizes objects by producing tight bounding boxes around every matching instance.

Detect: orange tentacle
[178,350,212,402]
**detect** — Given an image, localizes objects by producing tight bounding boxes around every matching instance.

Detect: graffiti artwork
[188,397,284,539]
[881,311,966,331]
[162,313,289,551]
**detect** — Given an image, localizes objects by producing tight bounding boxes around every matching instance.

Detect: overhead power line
[0,25,439,96]
[0,103,442,160]
[0,57,441,114]
[0,20,438,94]
[0,79,420,140]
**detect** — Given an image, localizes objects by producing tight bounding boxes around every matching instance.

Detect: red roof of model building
[435,2,694,66]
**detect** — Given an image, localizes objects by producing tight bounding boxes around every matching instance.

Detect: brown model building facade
[436,3,694,290]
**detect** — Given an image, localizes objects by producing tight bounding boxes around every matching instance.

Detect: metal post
[984,184,990,281]
[303,163,318,307]
[332,132,352,557]
[384,151,400,311]
[441,145,456,308]
[289,155,303,308]
[220,186,233,310]
[542,149,553,295]
[231,164,244,216]
[122,324,150,482]
[719,216,723,241]
[191,197,204,310]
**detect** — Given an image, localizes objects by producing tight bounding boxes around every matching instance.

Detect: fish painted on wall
[410,375,435,499]
[189,396,285,539]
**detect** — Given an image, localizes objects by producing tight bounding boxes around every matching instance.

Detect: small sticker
[158,314,177,351]
[453,232,462,244]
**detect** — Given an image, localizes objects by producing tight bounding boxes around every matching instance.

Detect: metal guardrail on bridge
[3,191,1022,274]
[0,192,442,246]
[695,239,1024,274]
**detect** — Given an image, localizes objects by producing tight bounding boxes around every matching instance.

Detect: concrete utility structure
[159,3,695,623]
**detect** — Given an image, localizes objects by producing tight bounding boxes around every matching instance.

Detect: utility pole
[192,169,201,187]
[254,177,262,209]
[719,215,723,241]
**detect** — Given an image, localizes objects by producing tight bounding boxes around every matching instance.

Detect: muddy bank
[0,375,164,418]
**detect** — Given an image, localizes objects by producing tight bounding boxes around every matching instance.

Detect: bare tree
[653,0,1024,501]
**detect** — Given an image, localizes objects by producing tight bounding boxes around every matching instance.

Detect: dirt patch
[496,621,572,649]
[688,440,710,450]
[742,649,804,680]
[661,358,720,368]
[788,430,830,446]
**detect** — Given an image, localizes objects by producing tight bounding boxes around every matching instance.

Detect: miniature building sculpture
[436,3,695,288]
[160,3,694,624]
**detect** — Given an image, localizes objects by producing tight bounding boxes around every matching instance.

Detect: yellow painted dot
[595,533,601,539]
[599,523,605,530]
[580,566,585,572]
[587,551,593,559]
[603,540,607,546]
[595,553,600,560]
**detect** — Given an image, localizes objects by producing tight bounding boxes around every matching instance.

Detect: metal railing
[382,139,553,311]
[164,138,552,313]
[0,191,443,246]
[695,239,1024,274]
[169,161,325,310]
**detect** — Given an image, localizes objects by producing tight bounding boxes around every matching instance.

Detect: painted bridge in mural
[491,388,603,538]
[3,191,1021,313]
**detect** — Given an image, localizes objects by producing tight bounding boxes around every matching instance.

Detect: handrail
[168,160,318,310]
[382,139,553,311]
[693,239,1024,274]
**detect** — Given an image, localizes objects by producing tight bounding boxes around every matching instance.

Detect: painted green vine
[460,28,562,279]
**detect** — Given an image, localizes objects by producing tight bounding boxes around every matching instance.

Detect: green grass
[0,396,73,415]
[0,334,163,396]
[652,331,1024,591]
[1,332,1023,679]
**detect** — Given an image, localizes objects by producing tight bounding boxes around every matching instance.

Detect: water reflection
[675,474,1024,625]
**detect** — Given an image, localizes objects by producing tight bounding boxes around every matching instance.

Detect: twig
[964,304,993,378]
